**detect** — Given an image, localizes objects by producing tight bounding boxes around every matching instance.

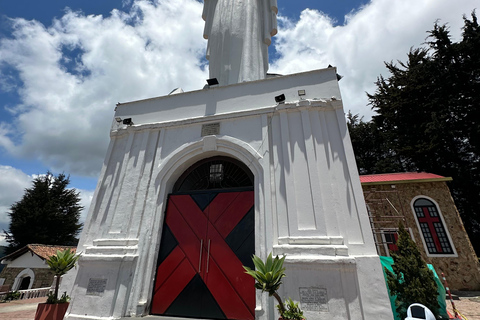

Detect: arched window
[412,198,455,255]
[173,156,253,192]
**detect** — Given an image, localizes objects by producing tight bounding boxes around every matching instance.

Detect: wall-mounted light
[274,94,285,104]
[115,117,133,125]
[298,90,306,96]
[206,78,219,86]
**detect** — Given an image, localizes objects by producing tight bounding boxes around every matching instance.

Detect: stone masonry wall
[363,180,480,290]
[0,267,54,290]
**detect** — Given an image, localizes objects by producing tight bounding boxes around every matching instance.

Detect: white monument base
[279,255,391,320]
[63,68,393,320]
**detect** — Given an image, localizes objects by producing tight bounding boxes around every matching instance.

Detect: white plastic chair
[405,303,436,320]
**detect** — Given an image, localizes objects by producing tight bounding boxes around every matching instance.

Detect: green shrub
[278,298,304,320]
[385,223,439,319]
[4,291,20,301]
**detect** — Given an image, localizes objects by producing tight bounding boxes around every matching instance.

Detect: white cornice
[110,98,342,137]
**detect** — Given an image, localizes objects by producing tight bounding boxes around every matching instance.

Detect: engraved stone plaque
[86,278,107,296]
[299,287,328,312]
[201,123,220,136]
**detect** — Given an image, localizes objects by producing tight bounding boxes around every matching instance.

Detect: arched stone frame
[137,134,273,319]
[410,195,458,258]
[12,268,34,290]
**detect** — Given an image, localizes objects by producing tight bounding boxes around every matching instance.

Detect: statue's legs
[208,0,268,85]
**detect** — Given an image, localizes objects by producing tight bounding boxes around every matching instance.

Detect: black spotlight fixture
[122,118,133,125]
[274,94,285,104]
[206,78,219,86]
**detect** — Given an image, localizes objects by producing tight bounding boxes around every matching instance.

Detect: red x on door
[152,191,255,320]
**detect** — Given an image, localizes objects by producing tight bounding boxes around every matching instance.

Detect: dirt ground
[446,292,480,320]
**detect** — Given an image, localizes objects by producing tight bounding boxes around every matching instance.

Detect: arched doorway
[151,156,255,319]
[13,268,34,291]
[18,276,31,290]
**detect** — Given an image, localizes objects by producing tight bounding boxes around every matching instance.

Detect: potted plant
[34,248,80,320]
[243,252,305,320]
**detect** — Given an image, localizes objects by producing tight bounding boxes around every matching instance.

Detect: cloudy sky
[0,0,477,245]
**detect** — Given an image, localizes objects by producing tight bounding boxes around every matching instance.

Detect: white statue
[202,0,278,85]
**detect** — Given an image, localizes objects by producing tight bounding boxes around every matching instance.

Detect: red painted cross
[418,207,443,253]
[152,192,254,319]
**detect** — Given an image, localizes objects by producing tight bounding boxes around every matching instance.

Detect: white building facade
[64,68,393,320]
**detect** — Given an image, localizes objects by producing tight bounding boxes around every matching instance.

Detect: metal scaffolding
[363,187,408,256]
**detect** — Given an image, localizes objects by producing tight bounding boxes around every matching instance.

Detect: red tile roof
[28,244,77,260]
[1,244,77,262]
[360,172,452,184]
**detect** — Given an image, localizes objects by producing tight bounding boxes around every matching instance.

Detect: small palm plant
[46,249,81,303]
[243,253,288,315]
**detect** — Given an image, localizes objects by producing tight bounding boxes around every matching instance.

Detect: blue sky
[1,1,367,27]
[0,0,366,181]
[0,0,477,242]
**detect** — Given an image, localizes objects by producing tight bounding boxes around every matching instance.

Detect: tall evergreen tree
[386,225,439,319]
[4,172,83,254]
[347,112,404,174]
[350,12,480,253]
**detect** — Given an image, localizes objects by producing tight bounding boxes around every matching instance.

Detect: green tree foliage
[349,12,480,253]
[386,225,439,319]
[347,112,404,174]
[4,172,83,254]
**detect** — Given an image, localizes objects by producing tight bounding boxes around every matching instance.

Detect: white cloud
[0,0,207,177]
[271,0,478,118]
[0,166,33,241]
[0,0,477,181]
[78,188,94,227]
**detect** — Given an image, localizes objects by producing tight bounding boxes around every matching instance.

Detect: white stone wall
[64,68,392,320]
[5,253,48,269]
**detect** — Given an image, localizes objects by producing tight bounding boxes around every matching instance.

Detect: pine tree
[354,12,480,254]
[4,172,83,254]
[385,225,439,319]
[346,111,404,174]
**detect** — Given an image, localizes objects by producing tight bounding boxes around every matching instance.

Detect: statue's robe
[203,0,278,85]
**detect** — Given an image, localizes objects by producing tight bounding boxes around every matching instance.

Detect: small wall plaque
[201,123,220,136]
[86,278,107,296]
[299,287,328,312]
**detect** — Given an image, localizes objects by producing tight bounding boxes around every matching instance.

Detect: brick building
[361,172,480,290]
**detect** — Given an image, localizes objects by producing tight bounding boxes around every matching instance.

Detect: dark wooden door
[152,190,255,319]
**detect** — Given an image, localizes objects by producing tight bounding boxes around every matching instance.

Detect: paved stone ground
[0,293,478,320]
[0,297,45,320]
[446,291,480,320]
